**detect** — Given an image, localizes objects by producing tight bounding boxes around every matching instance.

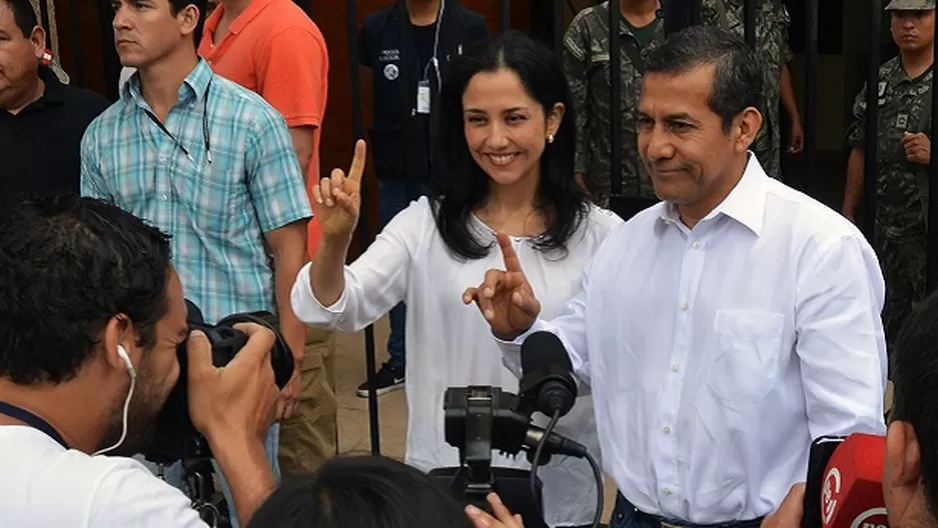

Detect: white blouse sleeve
[291,198,428,332]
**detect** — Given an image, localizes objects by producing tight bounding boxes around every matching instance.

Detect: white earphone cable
[93,357,136,457]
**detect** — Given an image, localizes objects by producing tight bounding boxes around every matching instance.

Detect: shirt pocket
[707,309,785,404]
[172,157,245,238]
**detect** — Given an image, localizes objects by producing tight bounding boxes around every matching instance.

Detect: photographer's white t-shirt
[0,425,207,527]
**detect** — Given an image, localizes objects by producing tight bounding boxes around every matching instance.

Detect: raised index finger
[347,140,367,186]
[496,232,523,273]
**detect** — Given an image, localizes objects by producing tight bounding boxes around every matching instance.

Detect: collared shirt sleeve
[795,233,887,439]
[563,14,591,175]
[290,197,423,332]
[79,123,110,200]
[846,82,868,149]
[88,462,208,527]
[245,109,314,233]
[255,26,328,129]
[778,4,794,63]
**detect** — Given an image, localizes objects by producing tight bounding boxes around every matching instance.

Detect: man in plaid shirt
[80,0,310,524]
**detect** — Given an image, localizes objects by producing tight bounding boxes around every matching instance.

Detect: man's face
[97,269,188,455]
[111,0,197,69]
[0,1,43,109]
[891,10,936,52]
[637,64,755,211]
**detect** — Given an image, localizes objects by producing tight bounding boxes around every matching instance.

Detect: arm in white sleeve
[88,463,208,527]
[497,261,594,390]
[796,233,888,439]
[291,201,419,332]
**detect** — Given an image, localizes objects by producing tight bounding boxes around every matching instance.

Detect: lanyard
[0,400,68,450]
[143,79,213,165]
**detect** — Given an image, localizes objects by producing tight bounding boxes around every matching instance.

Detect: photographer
[0,196,281,527]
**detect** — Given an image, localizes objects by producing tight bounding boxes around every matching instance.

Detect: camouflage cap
[885,0,936,10]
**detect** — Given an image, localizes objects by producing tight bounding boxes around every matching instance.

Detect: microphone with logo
[803,433,888,528]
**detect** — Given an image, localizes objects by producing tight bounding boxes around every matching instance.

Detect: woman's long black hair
[430,30,589,260]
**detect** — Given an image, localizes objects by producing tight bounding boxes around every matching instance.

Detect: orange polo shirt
[199,0,329,257]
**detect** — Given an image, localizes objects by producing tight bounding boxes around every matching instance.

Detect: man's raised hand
[463,232,541,340]
[313,140,367,239]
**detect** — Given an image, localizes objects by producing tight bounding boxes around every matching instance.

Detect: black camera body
[142,300,294,465]
[430,386,548,528]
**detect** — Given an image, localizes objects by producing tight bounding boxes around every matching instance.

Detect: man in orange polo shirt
[198,0,336,481]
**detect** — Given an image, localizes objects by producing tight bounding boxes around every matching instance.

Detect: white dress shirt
[499,157,888,523]
[291,197,624,526]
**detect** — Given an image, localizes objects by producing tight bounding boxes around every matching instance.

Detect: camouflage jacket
[700,0,793,179]
[847,56,933,234]
[562,1,664,201]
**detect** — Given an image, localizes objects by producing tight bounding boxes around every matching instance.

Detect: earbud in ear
[116,345,136,379]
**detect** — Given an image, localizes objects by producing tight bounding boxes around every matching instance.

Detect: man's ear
[29,26,46,62]
[733,106,763,154]
[178,4,201,38]
[101,315,135,372]
[886,420,922,488]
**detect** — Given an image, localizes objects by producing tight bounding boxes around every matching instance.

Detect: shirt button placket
[661,235,704,509]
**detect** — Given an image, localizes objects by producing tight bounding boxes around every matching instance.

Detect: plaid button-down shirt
[81,59,312,323]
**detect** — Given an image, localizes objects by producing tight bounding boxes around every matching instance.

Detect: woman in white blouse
[290,31,623,528]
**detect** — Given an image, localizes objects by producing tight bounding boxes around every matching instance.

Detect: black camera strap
[0,401,69,450]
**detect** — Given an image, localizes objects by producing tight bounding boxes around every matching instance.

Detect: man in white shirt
[465,25,887,528]
[0,195,282,527]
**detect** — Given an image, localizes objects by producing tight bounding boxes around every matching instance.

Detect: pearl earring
[547,134,555,144]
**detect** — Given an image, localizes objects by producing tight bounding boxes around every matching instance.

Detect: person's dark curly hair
[891,290,938,521]
[0,195,172,385]
[249,455,474,528]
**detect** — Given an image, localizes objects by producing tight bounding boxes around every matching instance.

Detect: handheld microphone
[519,331,578,418]
[816,433,889,528]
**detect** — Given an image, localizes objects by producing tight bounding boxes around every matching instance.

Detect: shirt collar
[37,66,65,105]
[3,67,65,116]
[658,153,769,236]
[121,58,214,107]
[204,0,276,41]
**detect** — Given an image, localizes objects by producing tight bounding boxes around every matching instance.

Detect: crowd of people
[0,0,936,527]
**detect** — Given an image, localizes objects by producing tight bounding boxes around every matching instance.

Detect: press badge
[417,81,431,114]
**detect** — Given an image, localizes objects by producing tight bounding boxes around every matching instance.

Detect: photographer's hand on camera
[186,324,281,526]
[463,232,541,341]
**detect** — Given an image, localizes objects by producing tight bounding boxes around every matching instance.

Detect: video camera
[429,386,592,528]
[143,300,295,464]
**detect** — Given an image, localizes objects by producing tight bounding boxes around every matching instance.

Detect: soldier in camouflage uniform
[700,0,803,180]
[843,0,935,369]
[563,0,664,210]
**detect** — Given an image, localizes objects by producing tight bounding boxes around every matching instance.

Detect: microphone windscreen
[520,331,571,375]
[822,433,888,528]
